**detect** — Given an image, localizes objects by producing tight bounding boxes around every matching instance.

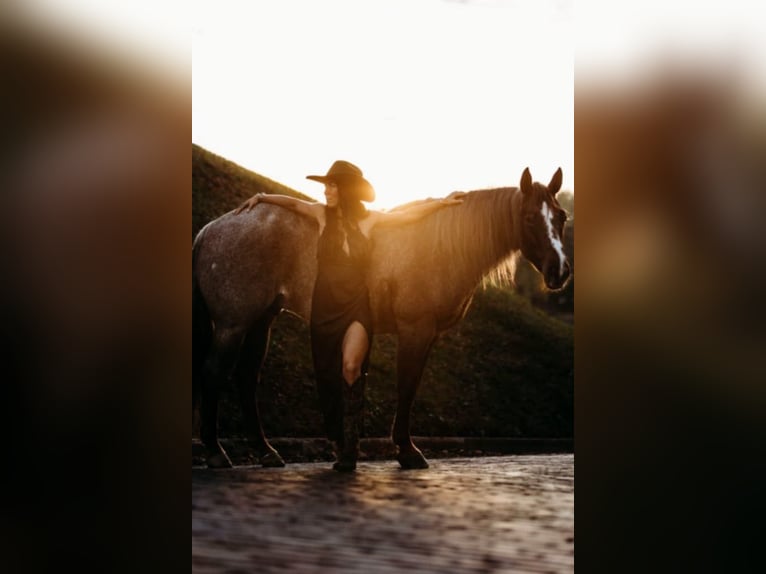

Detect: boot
[315,370,344,447]
[333,376,365,472]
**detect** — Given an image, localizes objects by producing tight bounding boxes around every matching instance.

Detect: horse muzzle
[544,260,571,291]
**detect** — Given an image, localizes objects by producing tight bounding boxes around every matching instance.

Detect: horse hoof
[332,459,357,472]
[397,451,429,470]
[206,451,233,469]
[260,451,286,468]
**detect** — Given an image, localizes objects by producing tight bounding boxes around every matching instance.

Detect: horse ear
[548,168,563,194]
[520,168,532,195]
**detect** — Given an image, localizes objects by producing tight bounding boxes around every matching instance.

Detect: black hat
[306,160,375,202]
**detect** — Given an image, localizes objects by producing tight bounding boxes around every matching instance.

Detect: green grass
[192,143,313,238]
[193,143,573,439]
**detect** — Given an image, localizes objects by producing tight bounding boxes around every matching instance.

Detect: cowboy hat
[306,160,375,202]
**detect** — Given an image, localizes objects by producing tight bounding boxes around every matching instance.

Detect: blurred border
[3,1,765,572]
[576,2,765,571]
[2,3,189,571]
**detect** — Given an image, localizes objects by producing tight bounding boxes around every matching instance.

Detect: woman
[235,160,463,471]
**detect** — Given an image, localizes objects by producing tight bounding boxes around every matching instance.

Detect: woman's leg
[335,321,370,471]
[310,326,344,446]
[341,321,369,385]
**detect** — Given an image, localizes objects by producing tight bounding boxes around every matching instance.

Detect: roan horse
[193,167,571,469]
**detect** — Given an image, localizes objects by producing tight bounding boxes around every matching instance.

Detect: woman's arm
[371,192,465,227]
[234,193,323,221]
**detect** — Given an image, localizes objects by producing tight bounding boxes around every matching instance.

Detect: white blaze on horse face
[541,202,566,276]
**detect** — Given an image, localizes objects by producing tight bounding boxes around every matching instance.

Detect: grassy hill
[192,143,573,439]
[192,143,313,238]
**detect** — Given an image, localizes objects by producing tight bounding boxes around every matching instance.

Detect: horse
[192,167,571,469]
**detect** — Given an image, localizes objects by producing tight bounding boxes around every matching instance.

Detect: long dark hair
[334,176,369,223]
[319,177,371,263]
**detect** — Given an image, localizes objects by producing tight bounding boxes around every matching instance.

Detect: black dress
[310,207,373,442]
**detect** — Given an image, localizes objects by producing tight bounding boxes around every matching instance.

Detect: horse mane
[413,187,522,288]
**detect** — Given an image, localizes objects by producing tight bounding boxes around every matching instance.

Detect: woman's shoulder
[355,209,379,236]
[360,208,384,223]
[361,208,384,221]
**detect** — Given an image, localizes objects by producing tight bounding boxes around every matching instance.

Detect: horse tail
[192,226,212,417]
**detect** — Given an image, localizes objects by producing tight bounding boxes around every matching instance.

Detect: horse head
[518,167,571,290]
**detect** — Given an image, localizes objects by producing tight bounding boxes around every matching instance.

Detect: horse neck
[439,187,523,290]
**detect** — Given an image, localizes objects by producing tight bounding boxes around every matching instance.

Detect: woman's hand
[441,191,467,205]
[234,193,263,215]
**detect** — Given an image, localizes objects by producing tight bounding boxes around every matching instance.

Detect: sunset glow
[193,0,573,210]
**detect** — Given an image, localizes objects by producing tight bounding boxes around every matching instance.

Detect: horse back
[193,206,318,327]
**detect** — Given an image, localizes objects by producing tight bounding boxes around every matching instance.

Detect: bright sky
[192,0,573,209]
[10,1,763,212]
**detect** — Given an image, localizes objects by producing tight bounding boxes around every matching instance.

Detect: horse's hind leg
[192,275,212,439]
[392,325,436,470]
[234,311,285,467]
[200,326,244,468]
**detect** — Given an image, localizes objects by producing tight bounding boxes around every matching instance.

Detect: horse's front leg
[392,323,437,469]
[235,315,285,468]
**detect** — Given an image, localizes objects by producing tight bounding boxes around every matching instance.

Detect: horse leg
[392,325,436,470]
[192,273,212,439]
[192,345,204,438]
[200,327,244,468]
[234,312,285,468]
